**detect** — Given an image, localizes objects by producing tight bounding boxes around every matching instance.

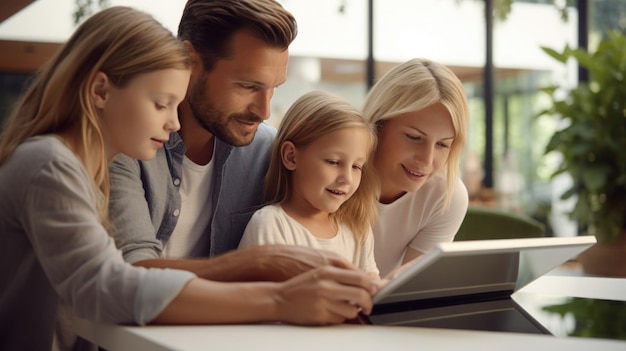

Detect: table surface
[517,261,626,299]
[75,265,626,351]
[75,320,626,351]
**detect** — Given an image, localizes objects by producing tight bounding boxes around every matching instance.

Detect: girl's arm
[154,266,376,325]
[18,140,375,327]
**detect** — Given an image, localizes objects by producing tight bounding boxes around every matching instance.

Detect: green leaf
[581,168,608,191]
[560,186,578,200]
[541,46,569,64]
[570,48,595,70]
[542,31,626,244]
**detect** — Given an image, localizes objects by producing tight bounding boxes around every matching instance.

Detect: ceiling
[0,0,34,23]
[319,58,525,84]
[0,0,59,73]
[0,1,523,83]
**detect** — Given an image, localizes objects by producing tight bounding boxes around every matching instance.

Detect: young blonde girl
[239,91,380,278]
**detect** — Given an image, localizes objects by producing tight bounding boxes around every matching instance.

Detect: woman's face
[100,68,190,161]
[374,102,455,204]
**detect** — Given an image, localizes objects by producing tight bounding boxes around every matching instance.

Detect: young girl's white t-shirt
[239,203,379,275]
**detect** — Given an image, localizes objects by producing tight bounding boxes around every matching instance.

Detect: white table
[75,319,626,351]
[519,272,626,301]
[75,265,626,350]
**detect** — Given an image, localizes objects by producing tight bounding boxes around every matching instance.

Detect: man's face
[187,30,289,146]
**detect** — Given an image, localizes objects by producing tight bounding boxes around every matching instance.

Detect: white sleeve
[359,227,380,276]
[408,179,469,253]
[238,206,289,248]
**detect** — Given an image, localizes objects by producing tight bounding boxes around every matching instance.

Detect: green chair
[454,206,545,241]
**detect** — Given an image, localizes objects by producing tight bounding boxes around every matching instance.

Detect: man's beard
[187,74,262,147]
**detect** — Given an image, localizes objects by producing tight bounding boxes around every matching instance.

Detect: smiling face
[375,102,455,204]
[283,126,371,217]
[99,68,190,161]
[186,30,289,146]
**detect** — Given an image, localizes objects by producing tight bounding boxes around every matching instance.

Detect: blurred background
[2,0,625,239]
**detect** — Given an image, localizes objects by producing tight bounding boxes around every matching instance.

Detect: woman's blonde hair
[266,91,379,244]
[0,6,191,229]
[363,58,469,210]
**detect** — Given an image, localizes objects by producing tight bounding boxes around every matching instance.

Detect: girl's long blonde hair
[266,91,379,244]
[363,58,469,210]
[0,6,191,230]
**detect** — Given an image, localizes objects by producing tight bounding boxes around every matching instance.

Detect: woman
[363,58,470,277]
[0,7,374,351]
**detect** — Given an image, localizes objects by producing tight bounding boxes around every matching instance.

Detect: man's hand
[252,245,358,281]
[135,245,359,282]
[273,266,376,325]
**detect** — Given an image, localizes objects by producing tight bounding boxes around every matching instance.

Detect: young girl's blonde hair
[0,6,191,230]
[363,58,469,210]
[266,91,379,244]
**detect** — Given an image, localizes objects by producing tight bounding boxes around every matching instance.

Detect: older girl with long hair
[0,8,374,351]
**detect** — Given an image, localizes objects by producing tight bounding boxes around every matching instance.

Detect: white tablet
[366,236,596,333]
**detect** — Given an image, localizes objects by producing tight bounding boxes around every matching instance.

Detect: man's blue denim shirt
[108,122,276,263]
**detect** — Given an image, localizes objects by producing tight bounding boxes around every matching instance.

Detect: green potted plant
[539,31,626,276]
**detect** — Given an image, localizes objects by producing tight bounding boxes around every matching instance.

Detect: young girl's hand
[370,275,387,295]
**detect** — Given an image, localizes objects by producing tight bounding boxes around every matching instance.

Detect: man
[108,0,375,322]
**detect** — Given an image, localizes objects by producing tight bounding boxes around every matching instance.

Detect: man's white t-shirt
[163,155,214,258]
